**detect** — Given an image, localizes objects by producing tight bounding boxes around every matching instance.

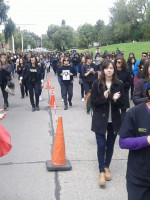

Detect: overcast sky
[8,0,116,36]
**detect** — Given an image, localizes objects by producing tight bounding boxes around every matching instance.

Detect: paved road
[0,71,130,200]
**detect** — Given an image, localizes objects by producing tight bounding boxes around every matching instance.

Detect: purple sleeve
[119,136,150,150]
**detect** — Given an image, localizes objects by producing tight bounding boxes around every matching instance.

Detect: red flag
[0,124,12,157]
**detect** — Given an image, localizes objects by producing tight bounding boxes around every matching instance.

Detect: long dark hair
[141,59,150,80]
[19,57,26,67]
[98,59,118,90]
[114,56,128,70]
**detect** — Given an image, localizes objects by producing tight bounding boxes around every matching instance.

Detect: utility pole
[21,32,24,52]
[12,35,15,53]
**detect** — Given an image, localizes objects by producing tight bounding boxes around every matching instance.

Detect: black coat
[116,69,131,109]
[91,79,124,135]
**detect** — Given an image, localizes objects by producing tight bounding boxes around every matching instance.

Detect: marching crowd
[0,47,150,199]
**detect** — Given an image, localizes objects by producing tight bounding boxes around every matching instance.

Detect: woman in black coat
[0,55,12,110]
[91,59,124,187]
[114,56,131,121]
[17,57,28,98]
[19,55,44,111]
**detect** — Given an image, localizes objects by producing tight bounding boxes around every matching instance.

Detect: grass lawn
[76,41,150,61]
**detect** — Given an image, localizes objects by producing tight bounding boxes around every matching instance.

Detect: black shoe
[36,106,40,111]
[32,107,36,112]
[4,103,7,110]
[6,102,9,107]
[21,96,24,99]
[69,101,72,106]
[26,93,28,96]
[64,105,68,110]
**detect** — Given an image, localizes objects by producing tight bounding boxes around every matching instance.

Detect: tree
[0,0,9,24]
[4,18,15,43]
[77,23,94,48]
[47,24,59,40]
[94,19,105,42]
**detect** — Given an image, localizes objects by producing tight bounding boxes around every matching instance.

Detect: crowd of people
[0,47,150,199]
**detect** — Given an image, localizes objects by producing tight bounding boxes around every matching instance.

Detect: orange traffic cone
[46,117,72,171]
[48,87,58,107]
[45,76,51,89]
[51,117,66,166]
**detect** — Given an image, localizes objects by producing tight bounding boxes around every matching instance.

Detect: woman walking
[91,59,124,186]
[19,55,44,111]
[17,57,28,98]
[114,56,131,121]
[0,55,12,109]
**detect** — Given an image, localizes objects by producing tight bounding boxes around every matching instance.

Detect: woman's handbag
[5,80,15,96]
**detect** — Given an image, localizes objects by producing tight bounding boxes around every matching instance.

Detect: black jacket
[21,64,43,83]
[81,64,96,83]
[116,69,131,109]
[0,64,11,84]
[58,65,76,84]
[91,79,124,135]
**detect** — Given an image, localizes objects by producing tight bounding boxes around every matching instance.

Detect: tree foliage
[0,0,9,24]
[4,18,15,43]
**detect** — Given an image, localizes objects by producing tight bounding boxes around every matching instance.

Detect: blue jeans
[95,123,117,173]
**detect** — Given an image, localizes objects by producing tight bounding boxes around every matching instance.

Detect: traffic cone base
[46,160,72,171]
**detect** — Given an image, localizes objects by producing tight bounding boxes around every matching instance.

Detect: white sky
[7,0,116,36]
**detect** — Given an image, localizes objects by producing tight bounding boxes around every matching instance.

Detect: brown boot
[104,168,112,181]
[99,172,106,186]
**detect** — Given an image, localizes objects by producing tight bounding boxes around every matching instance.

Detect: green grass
[76,41,150,61]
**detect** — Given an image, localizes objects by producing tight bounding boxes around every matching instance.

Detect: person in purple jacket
[119,82,150,200]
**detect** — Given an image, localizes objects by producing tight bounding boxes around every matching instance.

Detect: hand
[19,80,22,85]
[113,92,121,101]
[104,90,109,99]
[41,83,44,88]
[147,136,150,145]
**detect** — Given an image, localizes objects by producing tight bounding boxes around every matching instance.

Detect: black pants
[127,180,150,200]
[83,81,93,95]
[61,82,73,106]
[0,82,8,104]
[28,82,39,107]
[20,81,28,97]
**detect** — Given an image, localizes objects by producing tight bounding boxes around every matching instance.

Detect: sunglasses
[116,61,121,64]
[142,55,147,58]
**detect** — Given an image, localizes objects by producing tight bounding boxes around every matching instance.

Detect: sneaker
[64,105,68,110]
[99,172,106,187]
[32,107,36,112]
[82,98,84,102]
[61,98,64,102]
[104,168,112,181]
[39,95,42,101]
[36,106,40,111]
